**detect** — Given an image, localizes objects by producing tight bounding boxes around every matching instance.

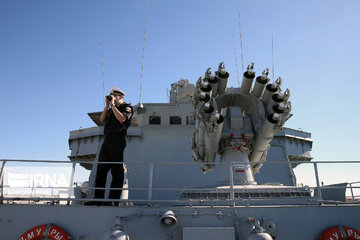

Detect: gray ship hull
[1,204,359,239]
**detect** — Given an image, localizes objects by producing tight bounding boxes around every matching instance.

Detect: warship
[0,62,360,240]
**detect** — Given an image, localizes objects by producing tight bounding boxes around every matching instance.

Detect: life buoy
[18,224,72,240]
[319,225,360,240]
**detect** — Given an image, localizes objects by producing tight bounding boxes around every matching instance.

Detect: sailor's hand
[105,95,113,106]
[105,96,110,105]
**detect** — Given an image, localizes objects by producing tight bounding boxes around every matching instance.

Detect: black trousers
[94,134,126,200]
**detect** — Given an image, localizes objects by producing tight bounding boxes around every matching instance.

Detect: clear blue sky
[1,0,360,165]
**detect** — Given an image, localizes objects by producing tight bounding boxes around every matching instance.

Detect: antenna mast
[100,34,105,107]
[272,33,274,82]
[176,72,179,102]
[238,8,244,73]
[232,35,240,87]
[139,0,149,104]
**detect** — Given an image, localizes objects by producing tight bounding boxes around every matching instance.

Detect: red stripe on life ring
[319,225,360,240]
[343,226,360,239]
[18,224,71,240]
[18,224,47,240]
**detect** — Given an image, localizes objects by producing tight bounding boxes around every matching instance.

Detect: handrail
[2,186,360,191]
[0,160,7,203]
[0,196,359,207]
[0,158,359,206]
[1,159,360,164]
[348,181,360,184]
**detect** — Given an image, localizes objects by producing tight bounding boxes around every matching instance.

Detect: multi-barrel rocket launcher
[191,62,292,185]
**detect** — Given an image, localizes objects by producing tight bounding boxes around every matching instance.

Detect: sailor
[90,87,133,206]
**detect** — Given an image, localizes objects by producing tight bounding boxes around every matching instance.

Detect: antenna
[129,84,132,104]
[272,33,275,82]
[238,8,244,73]
[139,0,149,104]
[232,35,240,87]
[177,72,180,102]
[100,34,105,107]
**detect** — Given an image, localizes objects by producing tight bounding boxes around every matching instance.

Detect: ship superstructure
[0,62,359,240]
[68,73,312,202]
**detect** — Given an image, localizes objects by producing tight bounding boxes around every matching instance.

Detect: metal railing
[0,159,360,206]
[348,181,360,202]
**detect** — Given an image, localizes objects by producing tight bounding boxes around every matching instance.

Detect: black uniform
[94,103,133,202]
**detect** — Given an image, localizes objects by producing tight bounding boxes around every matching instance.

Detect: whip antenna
[100,34,105,107]
[232,35,240,86]
[238,8,244,73]
[272,33,275,82]
[176,72,179,102]
[139,0,149,104]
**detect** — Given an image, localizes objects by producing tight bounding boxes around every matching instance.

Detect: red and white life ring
[18,224,72,240]
[319,225,360,240]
